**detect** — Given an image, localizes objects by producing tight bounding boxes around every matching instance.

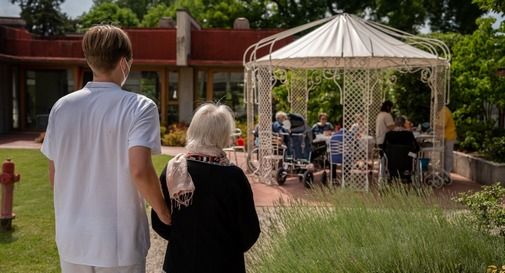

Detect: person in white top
[41,25,171,273]
[375,100,395,147]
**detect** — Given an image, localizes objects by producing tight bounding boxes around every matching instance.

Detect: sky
[0,0,503,30]
[0,0,93,18]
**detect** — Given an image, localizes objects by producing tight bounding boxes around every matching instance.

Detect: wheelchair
[378,144,423,187]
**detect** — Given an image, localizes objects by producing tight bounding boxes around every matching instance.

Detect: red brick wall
[0,26,287,64]
[191,29,290,63]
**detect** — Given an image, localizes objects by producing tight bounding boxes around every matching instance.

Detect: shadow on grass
[0,227,18,244]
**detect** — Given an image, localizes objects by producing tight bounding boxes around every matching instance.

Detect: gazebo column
[368,70,384,138]
[257,66,275,184]
[244,68,255,155]
[342,69,370,191]
[428,65,448,185]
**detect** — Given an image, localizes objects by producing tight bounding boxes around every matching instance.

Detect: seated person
[272,111,290,155]
[382,116,420,182]
[383,116,420,153]
[404,118,414,131]
[272,111,288,134]
[252,111,289,147]
[333,117,343,133]
[350,113,365,139]
[312,113,334,137]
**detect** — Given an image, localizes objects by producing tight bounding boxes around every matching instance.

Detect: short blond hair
[82,25,132,72]
[186,103,236,150]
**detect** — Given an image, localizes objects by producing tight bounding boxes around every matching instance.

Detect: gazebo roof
[251,13,449,69]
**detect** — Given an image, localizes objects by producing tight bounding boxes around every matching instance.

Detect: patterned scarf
[165,147,231,210]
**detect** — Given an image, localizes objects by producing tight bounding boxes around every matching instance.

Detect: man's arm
[48,160,55,190]
[129,146,171,225]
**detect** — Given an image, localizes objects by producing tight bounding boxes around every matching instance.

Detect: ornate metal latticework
[342,69,370,190]
[243,12,450,190]
[257,66,275,184]
[290,69,308,119]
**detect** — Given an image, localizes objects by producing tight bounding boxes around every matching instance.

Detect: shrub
[455,115,494,152]
[484,136,505,163]
[161,123,188,146]
[454,183,505,237]
[247,186,505,273]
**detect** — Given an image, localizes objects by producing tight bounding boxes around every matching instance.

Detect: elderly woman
[152,103,260,273]
[312,112,334,137]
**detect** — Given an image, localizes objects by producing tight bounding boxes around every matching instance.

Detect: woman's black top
[151,159,260,273]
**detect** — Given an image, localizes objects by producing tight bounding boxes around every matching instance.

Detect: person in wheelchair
[382,116,420,183]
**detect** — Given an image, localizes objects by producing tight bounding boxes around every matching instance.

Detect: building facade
[0,10,288,133]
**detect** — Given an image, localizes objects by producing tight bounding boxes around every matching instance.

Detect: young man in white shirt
[41,25,171,273]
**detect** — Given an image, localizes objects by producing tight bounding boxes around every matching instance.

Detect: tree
[472,0,505,12]
[141,3,172,27]
[142,0,252,28]
[246,0,371,29]
[449,18,505,150]
[11,0,72,36]
[369,0,427,33]
[115,0,152,20]
[425,0,485,34]
[79,2,140,30]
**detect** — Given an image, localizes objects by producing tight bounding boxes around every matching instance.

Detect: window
[167,71,179,124]
[123,71,161,107]
[213,72,245,120]
[25,70,69,130]
[194,70,207,108]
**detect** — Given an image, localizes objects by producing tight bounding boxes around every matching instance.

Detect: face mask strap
[120,57,130,87]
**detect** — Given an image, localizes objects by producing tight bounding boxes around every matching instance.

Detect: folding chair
[328,137,343,185]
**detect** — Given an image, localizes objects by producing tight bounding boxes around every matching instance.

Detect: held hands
[157,206,172,225]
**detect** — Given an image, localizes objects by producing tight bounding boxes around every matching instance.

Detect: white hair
[185,103,236,150]
[275,111,287,121]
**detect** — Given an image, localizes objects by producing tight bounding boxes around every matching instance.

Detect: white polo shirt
[41,81,161,267]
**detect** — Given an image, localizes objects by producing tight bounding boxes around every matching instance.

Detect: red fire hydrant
[0,159,20,231]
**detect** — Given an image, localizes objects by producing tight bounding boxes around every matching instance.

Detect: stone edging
[453,151,505,185]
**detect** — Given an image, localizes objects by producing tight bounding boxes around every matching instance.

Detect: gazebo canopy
[253,13,449,69]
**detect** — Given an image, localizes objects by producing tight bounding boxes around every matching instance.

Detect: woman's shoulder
[188,159,245,174]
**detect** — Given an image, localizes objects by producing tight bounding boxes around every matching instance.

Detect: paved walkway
[0,133,482,272]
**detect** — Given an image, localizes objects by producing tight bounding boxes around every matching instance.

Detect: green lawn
[0,149,171,273]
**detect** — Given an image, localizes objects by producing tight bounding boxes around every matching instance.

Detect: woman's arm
[236,170,261,252]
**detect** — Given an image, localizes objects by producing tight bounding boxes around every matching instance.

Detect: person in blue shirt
[272,111,288,133]
[312,113,334,138]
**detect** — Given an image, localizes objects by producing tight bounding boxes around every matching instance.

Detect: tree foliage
[11,0,74,36]
[92,0,173,20]
[79,2,140,30]
[141,3,172,27]
[141,0,485,32]
[141,0,249,28]
[472,0,505,13]
[449,17,505,150]
[425,0,485,34]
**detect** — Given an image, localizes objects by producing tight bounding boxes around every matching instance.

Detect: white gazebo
[243,13,450,190]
